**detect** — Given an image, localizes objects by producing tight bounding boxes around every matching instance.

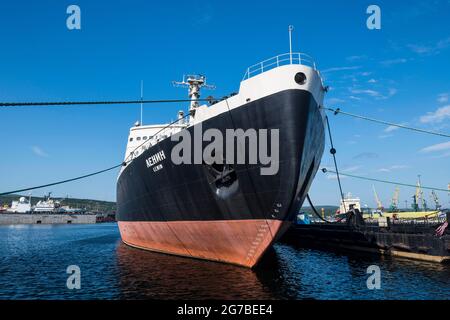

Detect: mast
[140,80,144,125]
[172,75,215,123]
[288,25,294,64]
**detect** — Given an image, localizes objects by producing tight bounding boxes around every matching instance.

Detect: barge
[282,209,450,263]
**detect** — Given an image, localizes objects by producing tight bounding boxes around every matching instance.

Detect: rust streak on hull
[118,219,286,268]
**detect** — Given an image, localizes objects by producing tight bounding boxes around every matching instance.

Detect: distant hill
[301,205,339,218]
[0,194,116,214]
[1,194,337,218]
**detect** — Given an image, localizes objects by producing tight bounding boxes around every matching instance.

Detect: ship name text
[145,150,166,168]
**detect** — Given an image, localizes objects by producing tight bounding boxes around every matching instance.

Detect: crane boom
[372,185,383,210]
[389,186,400,212]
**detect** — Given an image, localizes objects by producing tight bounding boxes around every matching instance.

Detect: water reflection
[115,242,283,299]
[2,224,448,300]
[115,239,450,300]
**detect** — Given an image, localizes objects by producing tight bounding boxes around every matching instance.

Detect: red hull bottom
[118,219,287,268]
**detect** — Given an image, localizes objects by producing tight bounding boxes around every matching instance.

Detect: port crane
[412,178,421,211]
[372,185,384,211]
[430,190,441,210]
[389,187,400,212]
[411,176,429,211]
[417,175,428,211]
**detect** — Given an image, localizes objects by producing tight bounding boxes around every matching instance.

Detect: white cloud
[408,37,450,56]
[380,58,408,66]
[437,93,449,104]
[342,165,361,173]
[387,88,398,97]
[322,66,361,73]
[353,152,379,159]
[368,79,377,83]
[346,55,366,62]
[349,87,396,100]
[350,88,381,97]
[390,165,409,170]
[420,141,450,153]
[192,3,213,26]
[377,165,410,173]
[326,97,345,105]
[384,125,400,133]
[419,105,450,124]
[430,151,450,159]
[327,174,348,180]
[31,146,49,157]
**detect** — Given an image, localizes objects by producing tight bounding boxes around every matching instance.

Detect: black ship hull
[116,89,325,267]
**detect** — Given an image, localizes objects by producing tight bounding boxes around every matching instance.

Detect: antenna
[288,25,294,64]
[140,80,144,125]
[172,74,215,119]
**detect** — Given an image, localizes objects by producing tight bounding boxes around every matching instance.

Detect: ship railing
[125,121,186,162]
[242,52,317,81]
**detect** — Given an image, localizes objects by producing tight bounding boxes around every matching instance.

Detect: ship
[3,193,88,214]
[0,193,97,224]
[116,50,327,268]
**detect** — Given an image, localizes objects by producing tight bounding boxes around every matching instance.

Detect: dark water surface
[0,223,449,299]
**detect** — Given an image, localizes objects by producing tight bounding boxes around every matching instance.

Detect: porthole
[295,72,307,85]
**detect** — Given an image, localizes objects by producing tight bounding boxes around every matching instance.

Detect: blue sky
[0,0,449,208]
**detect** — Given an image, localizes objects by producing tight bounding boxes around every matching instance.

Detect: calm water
[0,223,449,300]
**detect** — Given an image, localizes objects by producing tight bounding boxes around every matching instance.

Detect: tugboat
[116,31,327,267]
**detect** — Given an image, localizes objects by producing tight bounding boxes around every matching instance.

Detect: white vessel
[33,193,62,212]
[339,193,361,214]
[7,196,32,213]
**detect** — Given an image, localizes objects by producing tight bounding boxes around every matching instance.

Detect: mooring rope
[306,194,335,223]
[324,107,450,139]
[325,116,347,212]
[0,98,215,107]
[322,168,449,193]
[0,163,125,196]
[0,113,192,196]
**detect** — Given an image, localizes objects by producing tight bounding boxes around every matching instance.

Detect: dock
[281,210,450,263]
[0,213,97,225]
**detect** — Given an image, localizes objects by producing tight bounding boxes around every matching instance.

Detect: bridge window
[143,136,148,140]
[137,137,141,141]
[129,137,133,142]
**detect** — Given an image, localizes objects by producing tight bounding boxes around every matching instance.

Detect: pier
[282,211,450,263]
[0,213,97,225]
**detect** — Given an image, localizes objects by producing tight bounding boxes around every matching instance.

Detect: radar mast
[173,74,215,122]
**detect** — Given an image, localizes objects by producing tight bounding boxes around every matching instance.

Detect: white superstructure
[7,196,32,213]
[339,193,362,214]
